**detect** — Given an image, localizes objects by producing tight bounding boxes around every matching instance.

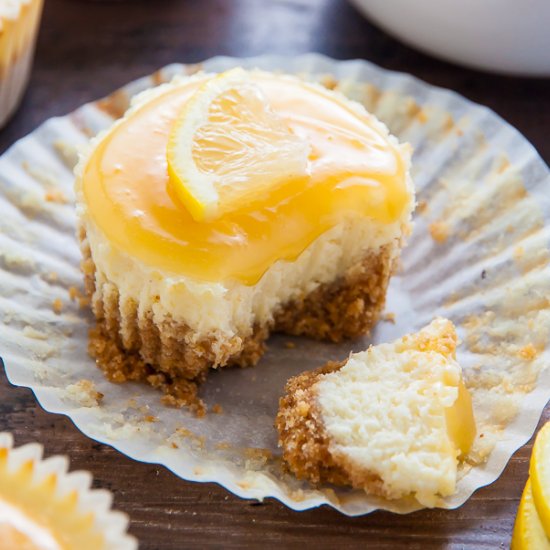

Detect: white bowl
[350,0,550,76]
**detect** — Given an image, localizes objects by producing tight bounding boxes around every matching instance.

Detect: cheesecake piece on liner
[276,318,476,507]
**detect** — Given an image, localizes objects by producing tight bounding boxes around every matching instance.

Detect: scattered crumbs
[52,298,63,315]
[53,140,79,170]
[211,404,223,414]
[518,344,538,361]
[497,157,511,174]
[381,312,396,324]
[320,74,338,90]
[126,398,138,409]
[416,109,428,124]
[46,271,58,283]
[237,481,252,490]
[22,325,48,340]
[144,415,158,423]
[96,89,130,120]
[215,442,231,451]
[513,246,524,261]
[171,442,179,449]
[139,404,151,414]
[67,285,90,308]
[168,427,206,450]
[65,379,104,407]
[429,221,449,244]
[44,189,68,204]
[284,341,296,349]
[416,200,428,215]
[289,489,306,503]
[193,467,204,476]
[243,447,273,470]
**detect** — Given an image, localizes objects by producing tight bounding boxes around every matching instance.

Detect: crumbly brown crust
[275,362,384,494]
[273,244,394,343]
[78,222,396,406]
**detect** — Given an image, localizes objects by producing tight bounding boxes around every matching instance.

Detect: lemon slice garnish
[530,422,550,537]
[512,479,550,549]
[167,68,310,222]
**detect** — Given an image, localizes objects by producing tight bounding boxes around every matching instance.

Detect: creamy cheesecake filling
[315,319,475,506]
[78,73,412,284]
[83,214,406,338]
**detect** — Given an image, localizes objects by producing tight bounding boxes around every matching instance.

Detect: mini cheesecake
[75,69,415,404]
[276,319,476,506]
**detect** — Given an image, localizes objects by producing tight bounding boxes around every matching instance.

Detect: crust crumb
[518,343,538,361]
[52,298,63,314]
[429,221,449,243]
[88,322,207,417]
[416,200,428,215]
[320,74,338,90]
[211,404,223,414]
[382,312,395,324]
[44,189,69,204]
[65,379,104,407]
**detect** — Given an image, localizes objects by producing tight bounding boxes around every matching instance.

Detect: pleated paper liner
[0,432,136,549]
[0,54,548,515]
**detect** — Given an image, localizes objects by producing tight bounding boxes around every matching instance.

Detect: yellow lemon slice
[167,67,310,222]
[512,479,550,550]
[530,421,550,537]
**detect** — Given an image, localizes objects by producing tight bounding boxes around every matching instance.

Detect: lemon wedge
[167,68,310,222]
[530,421,550,537]
[512,479,550,550]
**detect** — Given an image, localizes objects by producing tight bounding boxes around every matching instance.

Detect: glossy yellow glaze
[82,74,410,283]
[445,378,476,457]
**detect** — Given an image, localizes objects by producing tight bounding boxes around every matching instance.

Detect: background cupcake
[0,432,137,549]
[0,0,43,128]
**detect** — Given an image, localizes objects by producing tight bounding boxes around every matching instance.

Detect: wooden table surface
[1,1,549,548]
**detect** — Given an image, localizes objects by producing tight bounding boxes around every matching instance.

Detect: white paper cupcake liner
[0,54,549,515]
[0,432,137,549]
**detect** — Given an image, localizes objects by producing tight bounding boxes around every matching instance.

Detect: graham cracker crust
[275,361,385,495]
[79,223,395,408]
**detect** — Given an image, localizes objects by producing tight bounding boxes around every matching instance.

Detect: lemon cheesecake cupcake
[0,0,43,128]
[75,68,415,403]
[0,433,136,549]
[276,319,476,506]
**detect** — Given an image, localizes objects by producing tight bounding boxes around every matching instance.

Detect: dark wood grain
[0,1,549,548]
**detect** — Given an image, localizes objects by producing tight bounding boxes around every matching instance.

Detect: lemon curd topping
[82,74,411,284]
